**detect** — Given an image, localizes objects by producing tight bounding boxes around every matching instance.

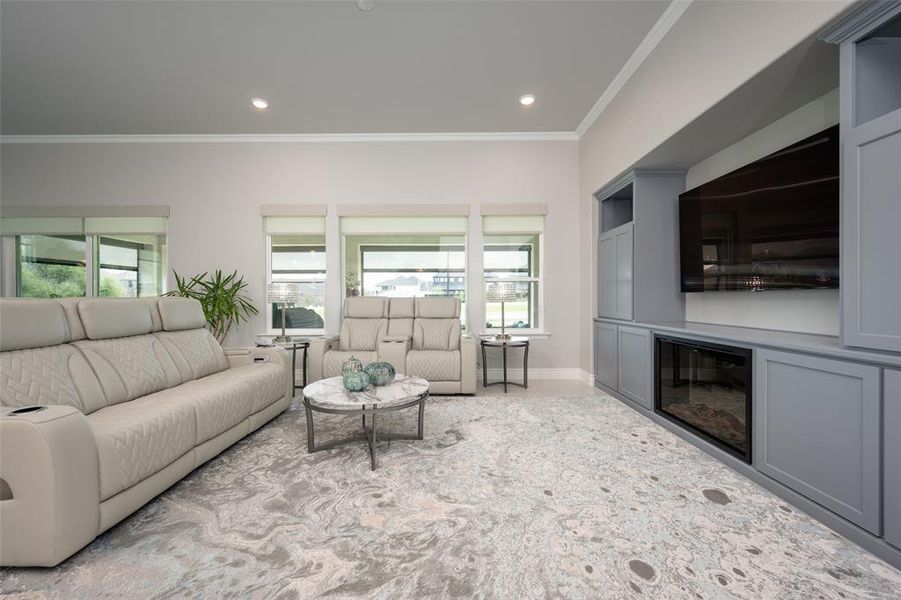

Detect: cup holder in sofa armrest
[0,478,12,501]
[8,406,47,416]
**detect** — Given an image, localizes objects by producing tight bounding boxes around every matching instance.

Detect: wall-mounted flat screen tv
[679,124,839,293]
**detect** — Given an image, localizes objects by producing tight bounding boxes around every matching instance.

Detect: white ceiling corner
[575,0,693,138]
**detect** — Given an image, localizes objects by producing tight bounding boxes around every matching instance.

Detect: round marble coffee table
[302,375,429,470]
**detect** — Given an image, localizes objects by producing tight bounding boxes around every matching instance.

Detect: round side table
[480,336,529,393]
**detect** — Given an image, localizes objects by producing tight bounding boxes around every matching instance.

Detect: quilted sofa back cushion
[387,297,414,338]
[0,344,107,414]
[412,319,461,351]
[154,329,228,382]
[339,318,388,352]
[74,335,182,405]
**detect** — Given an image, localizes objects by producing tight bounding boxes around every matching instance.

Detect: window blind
[340,216,468,235]
[482,215,545,234]
[264,216,327,235]
[1,216,167,236]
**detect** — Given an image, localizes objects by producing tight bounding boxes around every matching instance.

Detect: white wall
[578,0,853,371]
[683,89,840,335]
[0,139,582,371]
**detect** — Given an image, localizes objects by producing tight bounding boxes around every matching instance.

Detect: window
[2,216,167,298]
[265,216,326,332]
[483,215,544,331]
[17,234,88,298]
[97,235,166,297]
[341,216,468,323]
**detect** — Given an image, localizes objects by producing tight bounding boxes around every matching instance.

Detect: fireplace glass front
[655,336,752,462]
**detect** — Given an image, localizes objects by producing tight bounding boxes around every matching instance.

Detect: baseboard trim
[477,367,584,380]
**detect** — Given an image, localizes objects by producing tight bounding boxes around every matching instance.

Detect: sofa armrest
[0,405,100,566]
[224,346,292,401]
[308,335,340,383]
[378,335,412,375]
[460,335,477,394]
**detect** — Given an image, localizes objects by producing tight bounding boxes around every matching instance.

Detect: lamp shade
[486,281,518,303]
[267,282,300,304]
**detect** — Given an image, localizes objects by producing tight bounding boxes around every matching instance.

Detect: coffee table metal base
[303,393,428,471]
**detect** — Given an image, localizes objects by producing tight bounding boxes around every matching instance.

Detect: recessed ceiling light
[251,97,270,110]
[356,0,374,11]
[519,94,536,106]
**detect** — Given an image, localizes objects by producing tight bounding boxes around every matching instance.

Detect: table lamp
[267,282,300,343]
[487,281,518,340]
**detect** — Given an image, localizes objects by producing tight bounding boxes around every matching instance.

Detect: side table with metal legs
[480,336,530,393]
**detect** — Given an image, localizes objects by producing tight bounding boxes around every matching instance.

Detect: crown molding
[0,131,578,144]
[819,0,900,44]
[575,0,692,138]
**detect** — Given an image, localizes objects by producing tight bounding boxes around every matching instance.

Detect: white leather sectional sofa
[309,296,476,394]
[0,297,291,567]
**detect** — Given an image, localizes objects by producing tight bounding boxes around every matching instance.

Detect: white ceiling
[0,0,670,135]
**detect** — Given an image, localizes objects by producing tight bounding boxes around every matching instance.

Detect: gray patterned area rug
[2,394,900,599]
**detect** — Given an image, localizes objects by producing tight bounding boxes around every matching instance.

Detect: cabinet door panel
[594,322,618,390]
[842,113,901,352]
[754,349,881,533]
[617,326,651,409]
[614,225,634,320]
[886,369,901,549]
[598,233,616,318]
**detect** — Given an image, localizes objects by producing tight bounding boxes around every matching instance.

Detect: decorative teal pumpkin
[343,371,371,392]
[342,355,364,376]
[364,361,396,386]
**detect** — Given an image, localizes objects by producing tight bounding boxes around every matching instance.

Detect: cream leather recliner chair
[0,297,291,567]
[308,296,476,394]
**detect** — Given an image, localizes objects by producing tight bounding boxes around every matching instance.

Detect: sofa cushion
[406,350,461,381]
[339,318,388,352]
[323,350,378,379]
[0,344,107,414]
[415,297,460,319]
[343,296,388,318]
[157,297,206,331]
[74,335,182,405]
[193,362,286,417]
[412,319,461,351]
[89,394,196,500]
[0,299,69,351]
[154,329,228,382]
[388,297,415,318]
[78,299,154,340]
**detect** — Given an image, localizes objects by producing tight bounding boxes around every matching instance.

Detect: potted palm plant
[163,270,258,343]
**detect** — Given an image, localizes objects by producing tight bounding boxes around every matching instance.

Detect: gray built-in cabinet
[754,349,882,533]
[822,3,901,353]
[886,369,901,549]
[617,326,652,409]
[595,171,685,323]
[593,321,618,390]
[592,320,652,410]
[597,224,633,320]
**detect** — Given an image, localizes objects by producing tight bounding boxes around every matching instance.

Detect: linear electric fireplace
[655,336,752,462]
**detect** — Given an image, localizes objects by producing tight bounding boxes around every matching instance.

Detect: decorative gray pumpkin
[364,361,396,386]
[342,370,371,392]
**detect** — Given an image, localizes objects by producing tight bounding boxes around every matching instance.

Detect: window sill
[262,330,325,338]
[477,330,551,339]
